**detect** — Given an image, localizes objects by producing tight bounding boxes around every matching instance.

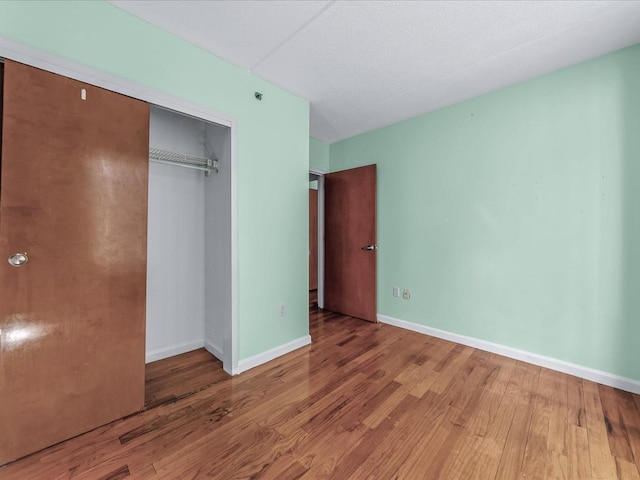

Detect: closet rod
[149,147,218,176]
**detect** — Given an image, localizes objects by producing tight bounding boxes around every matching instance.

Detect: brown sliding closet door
[0,60,150,465]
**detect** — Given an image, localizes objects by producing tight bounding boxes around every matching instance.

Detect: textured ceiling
[110,1,640,143]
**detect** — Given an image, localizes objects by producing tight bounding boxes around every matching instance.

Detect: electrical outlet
[393,286,400,297]
[279,303,286,317]
[403,288,411,300]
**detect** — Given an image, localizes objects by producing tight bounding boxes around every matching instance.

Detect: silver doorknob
[361,245,377,251]
[8,252,29,267]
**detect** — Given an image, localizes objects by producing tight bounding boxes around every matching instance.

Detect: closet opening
[0,50,237,461]
[144,105,232,407]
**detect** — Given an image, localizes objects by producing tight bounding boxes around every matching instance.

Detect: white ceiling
[110,1,640,144]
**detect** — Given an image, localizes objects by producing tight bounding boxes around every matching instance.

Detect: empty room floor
[2,309,640,479]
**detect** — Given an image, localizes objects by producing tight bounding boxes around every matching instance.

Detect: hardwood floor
[2,309,640,479]
[144,348,225,410]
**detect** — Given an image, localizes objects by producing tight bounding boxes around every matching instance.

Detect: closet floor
[145,348,225,409]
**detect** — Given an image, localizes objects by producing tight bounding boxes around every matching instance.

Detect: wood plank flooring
[144,348,226,410]
[2,309,640,479]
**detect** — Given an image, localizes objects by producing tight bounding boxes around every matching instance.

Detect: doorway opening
[309,170,325,314]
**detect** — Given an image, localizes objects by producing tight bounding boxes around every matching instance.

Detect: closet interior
[146,106,231,371]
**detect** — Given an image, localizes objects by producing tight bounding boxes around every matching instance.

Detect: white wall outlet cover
[403,289,411,299]
[279,304,286,316]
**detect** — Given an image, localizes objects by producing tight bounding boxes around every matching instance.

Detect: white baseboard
[236,335,312,375]
[204,341,224,362]
[145,340,204,364]
[377,314,640,395]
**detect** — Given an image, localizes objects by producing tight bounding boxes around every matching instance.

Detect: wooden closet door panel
[0,60,150,465]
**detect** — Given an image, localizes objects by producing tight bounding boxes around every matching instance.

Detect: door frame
[0,37,239,375]
[309,168,325,309]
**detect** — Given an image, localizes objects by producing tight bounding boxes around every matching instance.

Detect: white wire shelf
[149,147,218,176]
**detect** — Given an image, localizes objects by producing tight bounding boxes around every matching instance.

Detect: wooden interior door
[324,164,377,322]
[309,188,318,290]
[0,60,150,465]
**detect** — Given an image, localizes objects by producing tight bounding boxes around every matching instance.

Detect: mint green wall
[331,44,640,380]
[0,1,310,360]
[310,137,330,172]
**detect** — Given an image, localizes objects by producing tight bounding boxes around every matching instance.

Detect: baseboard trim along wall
[235,335,312,375]
[204,341,224,362]
[145,340,204,364]
[377,314,640,395]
